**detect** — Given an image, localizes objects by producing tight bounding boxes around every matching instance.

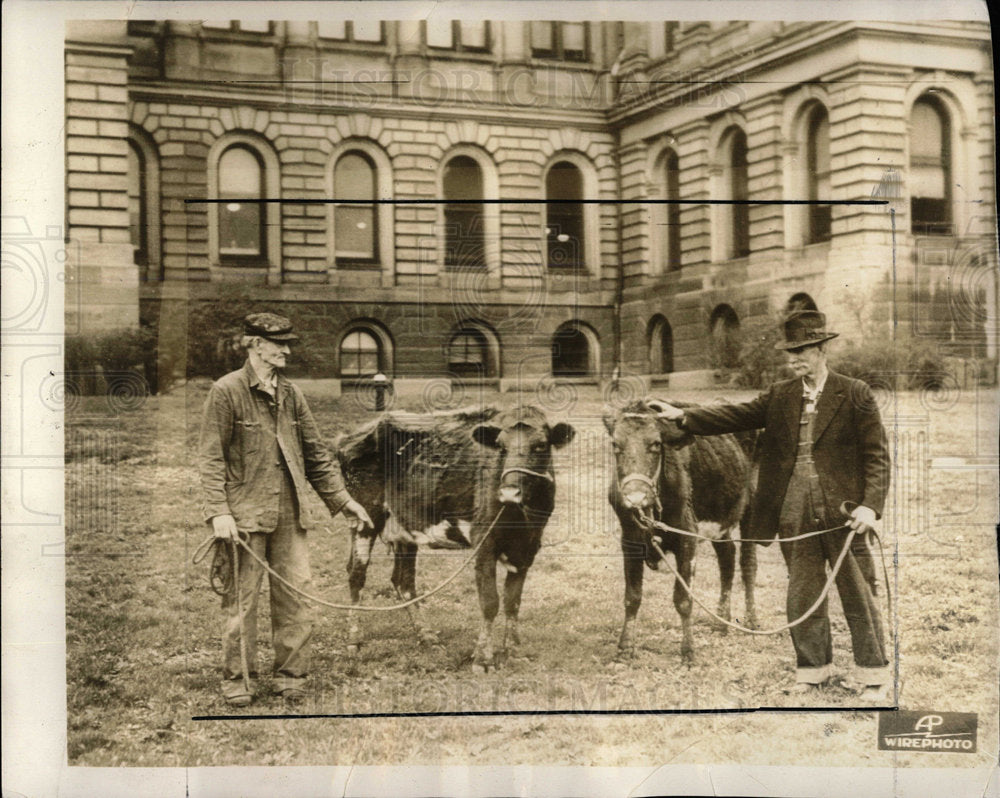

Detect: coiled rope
[192,506,506,612]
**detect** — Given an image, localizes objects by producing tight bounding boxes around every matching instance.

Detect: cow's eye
[611,442,622,453]
[649,440,662,452]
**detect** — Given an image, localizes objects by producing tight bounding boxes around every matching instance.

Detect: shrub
[831,335,949,390]
[95,328,154,373]
[734,318,794,388]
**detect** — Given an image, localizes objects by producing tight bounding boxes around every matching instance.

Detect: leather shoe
[857,684,890,703]
[281,687,307,704]
[225,693,252,707]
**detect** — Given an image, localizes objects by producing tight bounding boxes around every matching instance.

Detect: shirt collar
[802,369,828,401]
[246,358,279,394]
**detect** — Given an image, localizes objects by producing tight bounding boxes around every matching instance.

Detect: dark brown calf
[605,400,757,663]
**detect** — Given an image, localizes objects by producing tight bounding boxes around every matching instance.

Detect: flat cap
[244,312,300,342]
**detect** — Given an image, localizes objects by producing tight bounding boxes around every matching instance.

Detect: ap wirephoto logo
[878,711,978,753]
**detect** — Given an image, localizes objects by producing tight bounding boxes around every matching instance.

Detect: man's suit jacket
[680,370,890,544]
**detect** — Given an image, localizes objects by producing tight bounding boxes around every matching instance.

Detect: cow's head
[604,400,693,513]
[472,405,575,511]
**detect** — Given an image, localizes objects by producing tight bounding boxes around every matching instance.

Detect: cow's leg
[739,538,759,630]
[673,535,697,664]
[387,524,435,645]
[617,537,645,659]
[712,534,736,632]
[501,566,528,654]
[346,531,375,655]
[472,541,499,673]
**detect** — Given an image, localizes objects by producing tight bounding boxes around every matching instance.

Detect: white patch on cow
[457,519,472,538]
[696,521,726,541]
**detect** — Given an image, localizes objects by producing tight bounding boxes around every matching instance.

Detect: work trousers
[779,472,889,686]
[221,465,314,698]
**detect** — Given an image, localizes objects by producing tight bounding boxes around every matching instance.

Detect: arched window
[126,129,161,280]
[127,140,147,267]
[709,304,741,369]
[910,96,952,235]
[806,105,831,243]
[552,323,593,377]
[333,152,377,265]
[648,316,674,375]
[443,155,485,268]
[339,330,382,377]
[725,129,750,258]
[217,145,265,260]
[448,328,489,377]
[786,292,818,313]
[546,161,584,269]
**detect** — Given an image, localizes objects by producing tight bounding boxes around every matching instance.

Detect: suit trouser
[779,510,889,686]
[221,470,315,697]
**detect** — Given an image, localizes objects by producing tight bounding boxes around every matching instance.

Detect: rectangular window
[426,20,490,52]
[316,21,384,44]
[531,21,588,61]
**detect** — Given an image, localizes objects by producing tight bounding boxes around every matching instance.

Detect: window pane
[239,20,270,33]
[562,22,586,54]
[443,156,483,200]
[317,21,347,39]
[665,151,681,268]
[459,21,487,49]
[335,206,375,258]
[341,331,380,376]
[530,21,555,53]
[911,100,944,159]
[450,333,485,364]
[352,20,383,42]
[219,147,261,196]
[219,202,261,255]
[911,164,946,198]
[426,19,455,48]
[546,161,582,200]
[335,153,375,201]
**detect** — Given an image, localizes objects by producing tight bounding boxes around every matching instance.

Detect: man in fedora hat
[198,312,373,706]
[649,309,891,701]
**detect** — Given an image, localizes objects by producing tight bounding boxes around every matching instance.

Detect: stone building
[64,18,997,392]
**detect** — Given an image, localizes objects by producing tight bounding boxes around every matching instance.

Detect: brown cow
[605,399,758,663]
[335,404,575,671]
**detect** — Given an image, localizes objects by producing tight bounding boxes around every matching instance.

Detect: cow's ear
[472,424,502,449]
[656,417,695,448]
[549,422,576,449]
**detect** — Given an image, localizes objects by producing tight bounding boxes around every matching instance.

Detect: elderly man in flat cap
[199,312,372,706]
[650,310,891,701]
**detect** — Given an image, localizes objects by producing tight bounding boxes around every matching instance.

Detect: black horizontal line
[193,705,895,721]
[189,198,887,206]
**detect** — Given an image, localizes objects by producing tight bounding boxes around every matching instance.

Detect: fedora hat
[244,312,300,343]
[774,309,839,351]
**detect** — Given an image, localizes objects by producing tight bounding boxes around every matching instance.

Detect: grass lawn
[64,381,998,769]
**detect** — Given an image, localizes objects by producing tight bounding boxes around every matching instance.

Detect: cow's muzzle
[619,472,659,511]
[498,466,553,505]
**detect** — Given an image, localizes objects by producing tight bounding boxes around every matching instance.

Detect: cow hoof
[615,647,636,662]
[471,661,492,675]
[744,614,759,631]
[681,648,695,665]
[346,643,361,656]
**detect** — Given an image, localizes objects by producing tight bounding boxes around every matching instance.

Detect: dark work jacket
[680,370,890,544]
[198,360,351,532]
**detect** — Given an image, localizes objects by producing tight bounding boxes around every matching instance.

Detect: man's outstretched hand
[341,499,373,533]
[645,398,685,421]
